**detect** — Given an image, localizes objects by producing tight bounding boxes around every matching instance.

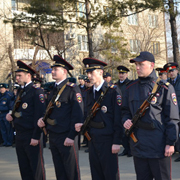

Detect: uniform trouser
[121,134,131,153]
[133,156,171,180]
[88,139,120,180]
[49,132,80,180]
[15,133,46,180]
[0,116,13,145]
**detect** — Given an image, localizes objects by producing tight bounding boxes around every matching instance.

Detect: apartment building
[0,0,168,81]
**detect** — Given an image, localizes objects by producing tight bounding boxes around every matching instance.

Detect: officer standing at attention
[164,62,180,162]
[115,66,132,157]
[123,51,179,180]
[75,58,123,180]
[6,60,46,180]
[0,83,14,146]
[37,55,83,180]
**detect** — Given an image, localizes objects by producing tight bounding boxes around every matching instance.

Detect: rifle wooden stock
[125,78,163,143]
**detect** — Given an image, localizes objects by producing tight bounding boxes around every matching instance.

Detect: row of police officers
[4,51,180,180]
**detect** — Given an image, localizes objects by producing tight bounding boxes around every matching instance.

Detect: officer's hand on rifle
[37,117,45,128]
[123,119,133,129]
[75,123,83,132]
[6,113,13,122]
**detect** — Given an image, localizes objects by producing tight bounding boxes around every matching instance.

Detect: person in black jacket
[75,58,123,180]
[164,62,180,162]
[115,66,132,157]
[122,51,180,180]
[6,60,46,180]
[38,55,83,180]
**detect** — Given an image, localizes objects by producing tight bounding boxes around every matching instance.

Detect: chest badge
[151,97,157,104]
[2,101,6,105]
[56,101,61,108]
[101,106,107,113]
[22,103,28,109]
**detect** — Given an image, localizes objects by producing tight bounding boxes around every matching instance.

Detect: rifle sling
[46,83,66,126]
[136,77,161,130]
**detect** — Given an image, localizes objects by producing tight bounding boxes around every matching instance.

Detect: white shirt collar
[93,80,104,93]
[21,81,32,88]
[120,80,125,83]
[55,78,66,86]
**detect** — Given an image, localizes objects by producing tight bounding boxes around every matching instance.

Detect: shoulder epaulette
[67,82,76,87]
[125,80,133,86]
[7,92,12,97]
[109,84,117,89]
[32,85,40,89]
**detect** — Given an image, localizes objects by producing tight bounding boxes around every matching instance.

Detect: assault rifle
[125,78,163,143]
[81,86,110,141]
[10,87,25,127]
[42,84,66,135]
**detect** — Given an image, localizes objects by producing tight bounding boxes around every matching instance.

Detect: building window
[77,2,86,18]
[151,41,160,55]
[78,35,88,51]
[149,14,158,28]
[11,0,16,10]
[128,11,138,25]
[130,39,140,53]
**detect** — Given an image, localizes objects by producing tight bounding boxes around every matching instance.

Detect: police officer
[37,55,83,180]
[155,67,167,81]
[6,60,46,180]
[78,75,86,92]
[123,52,179,180]
[103,72,113,84]
[0,83,14,146]
[164,62,180,162]
[115,66,132,157]
[75,58,123,180]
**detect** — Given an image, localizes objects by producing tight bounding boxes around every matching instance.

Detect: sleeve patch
[39,94,45,103]
[172,93,177,105]
[117,95,122,106]
[76,93,82,103]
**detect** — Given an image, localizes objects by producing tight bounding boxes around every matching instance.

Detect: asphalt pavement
[0,144,180,180]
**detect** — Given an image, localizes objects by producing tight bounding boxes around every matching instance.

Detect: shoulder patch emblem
[39,94,45,103]
[117,95,122,106]
[76,93,82,103]
[172,93,177,105]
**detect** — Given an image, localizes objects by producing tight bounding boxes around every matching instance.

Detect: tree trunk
[168,0,180,66]
[8,44,16,84]
[85,0,94,58]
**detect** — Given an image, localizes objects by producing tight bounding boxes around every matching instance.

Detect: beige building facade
[0,0,168,82]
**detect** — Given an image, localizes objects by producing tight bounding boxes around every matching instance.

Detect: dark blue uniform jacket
[86,81,123,144]
[47,79,84,140]
[0,91,14,118]
[122,70,180,158]
[14,82,45,140]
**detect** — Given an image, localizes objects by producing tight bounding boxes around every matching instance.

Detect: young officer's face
[87,69,103,84]
[51,67,66,81]
[16,72,30,85]
[135,61,154,78]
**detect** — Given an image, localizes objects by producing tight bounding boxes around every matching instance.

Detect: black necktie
[94,90,101,102]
